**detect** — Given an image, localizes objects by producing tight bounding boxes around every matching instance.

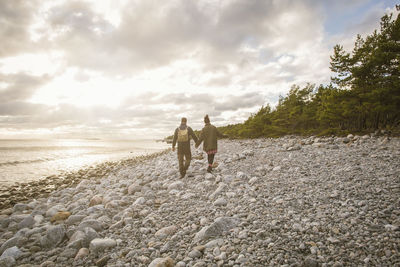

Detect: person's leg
[178,153,185,177]
[184,151,191,172]
[207,153,215,172]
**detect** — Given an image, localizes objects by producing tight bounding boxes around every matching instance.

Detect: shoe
[180,170,186,178]
[207,166,212,173]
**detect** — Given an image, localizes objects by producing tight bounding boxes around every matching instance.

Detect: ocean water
[0,139,169,187]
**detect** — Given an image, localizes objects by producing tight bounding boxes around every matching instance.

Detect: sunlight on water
[0,139,169,187]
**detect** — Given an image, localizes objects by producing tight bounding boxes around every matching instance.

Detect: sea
[0,139,170,187]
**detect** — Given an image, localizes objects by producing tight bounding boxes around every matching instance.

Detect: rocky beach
[0,135,399,267]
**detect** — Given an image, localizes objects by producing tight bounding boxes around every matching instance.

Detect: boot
[207,166,212,173]
[180,170,186,178]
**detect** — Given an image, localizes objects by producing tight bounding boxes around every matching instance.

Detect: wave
[0,157,55,167]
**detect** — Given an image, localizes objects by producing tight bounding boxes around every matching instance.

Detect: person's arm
[172,128,178,151]
[188,127,199,144]
[195,129,204,148]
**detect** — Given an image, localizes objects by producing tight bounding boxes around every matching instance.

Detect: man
[172,117,199,178]
[195,115,226,173]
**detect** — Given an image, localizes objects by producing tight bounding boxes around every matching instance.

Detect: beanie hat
[204,115,210,123]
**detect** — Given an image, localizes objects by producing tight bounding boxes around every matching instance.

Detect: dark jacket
[197,123,225,152]
[172,125,198,154]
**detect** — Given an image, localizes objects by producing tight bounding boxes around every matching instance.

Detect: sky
[0,0,398,139]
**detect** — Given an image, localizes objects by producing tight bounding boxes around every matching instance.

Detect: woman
[196,115,226,172]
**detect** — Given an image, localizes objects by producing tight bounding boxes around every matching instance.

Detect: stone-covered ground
[0,135,399,267]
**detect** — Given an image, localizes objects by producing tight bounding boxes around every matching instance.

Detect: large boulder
[78,219,103,232]
[66,215,86,225]
[0,237,19,255]
[194,217,240,243]
[18,216,35,230]
[40,225,66,249]
[0,246,22,260]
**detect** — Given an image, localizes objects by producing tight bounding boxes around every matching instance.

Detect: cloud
[0,0,396,138]
[0,73,51,103]
[0,89,265,137]
[0,0,41,57]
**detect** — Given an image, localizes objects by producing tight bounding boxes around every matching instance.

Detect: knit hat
[204,115,210,123]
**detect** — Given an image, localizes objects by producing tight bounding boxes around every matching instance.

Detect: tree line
[219,12,400,138]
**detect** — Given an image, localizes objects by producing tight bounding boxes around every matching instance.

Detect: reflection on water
[0,139,169,187]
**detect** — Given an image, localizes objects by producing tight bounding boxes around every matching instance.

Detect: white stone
[89,238,117,254]
[213,198,228,206]
[168,181,184,191]
[0,246,22,260]
[155,225,177,239]
[205,173,214,180]
[134,197,146,205]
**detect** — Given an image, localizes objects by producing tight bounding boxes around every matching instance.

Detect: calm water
[0,139,169,187]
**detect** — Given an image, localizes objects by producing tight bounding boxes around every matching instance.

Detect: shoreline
[0,149,171,211]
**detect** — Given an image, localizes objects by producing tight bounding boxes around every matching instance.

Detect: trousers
[178,151,191,176]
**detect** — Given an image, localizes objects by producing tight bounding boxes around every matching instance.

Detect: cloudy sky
[0,0,398,139]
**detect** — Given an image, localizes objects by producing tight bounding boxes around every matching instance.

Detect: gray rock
[155,225,177,239]
[304,256,318,267]
[89,238,116,254]
[194,217,240,243]
[0,256,15,267]
[40,225,66,248]
[18,216,35,229]
[0,237,19,255]
[0,246,22,260]
[188,249,202,258]
[78,219,103,232]
[66,215,86,225]
[213,198,227,206]
[45,205,66,217]
[59,248,77,258]
[67,230,85,249]
[39,261,56,267]
[148,257,174,267]
[82,227,100,247]
[209,183,227,200]
[168,181,184,191]
[13,203,30,213]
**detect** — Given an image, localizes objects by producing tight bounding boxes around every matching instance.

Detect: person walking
[172,117,199,178]
[195,115,226,173]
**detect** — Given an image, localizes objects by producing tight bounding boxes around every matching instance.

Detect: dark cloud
[0,90,264,136]
[0,73,51,103]
[38,0,323,74]
[0,101,47,116]
[215,92,265,111]
[0,0,40,57]
[1,0,393,138]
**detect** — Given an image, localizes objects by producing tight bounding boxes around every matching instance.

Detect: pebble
[0,136,398,266]
[89,238,117,254]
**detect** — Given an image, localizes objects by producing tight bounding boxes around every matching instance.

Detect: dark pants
[207,153,215,166]
[178,151,191,176]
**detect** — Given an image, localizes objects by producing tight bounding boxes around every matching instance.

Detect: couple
[172,115,226,178]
